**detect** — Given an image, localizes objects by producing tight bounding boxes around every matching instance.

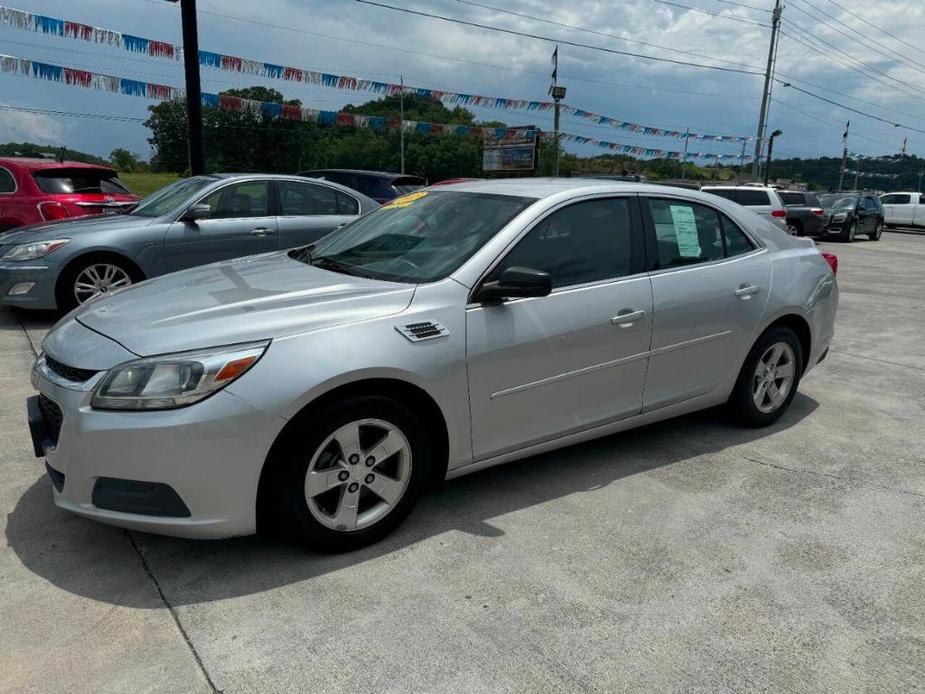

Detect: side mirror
[181,203,212,222]
[475,266,552,304]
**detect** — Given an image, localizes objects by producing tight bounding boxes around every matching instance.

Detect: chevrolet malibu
[27,180,839,551]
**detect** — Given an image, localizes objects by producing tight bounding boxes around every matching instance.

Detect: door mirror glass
[181,203,212,222]
[476,266,552,303]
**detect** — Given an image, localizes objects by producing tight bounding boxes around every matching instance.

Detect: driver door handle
[612,309,646,327]
[735,284,760,298]
[250,227,274,236]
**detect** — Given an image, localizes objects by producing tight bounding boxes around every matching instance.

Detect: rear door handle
[735,284,760,298]
[250,227,274,236]
[612,309,646,327]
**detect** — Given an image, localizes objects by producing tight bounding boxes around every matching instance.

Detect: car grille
[38,394,63,447]
[45,355,97,383]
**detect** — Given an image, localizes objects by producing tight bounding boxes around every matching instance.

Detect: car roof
[301,169,425,180]
[701,184,776,190]
[0,157,117,172]
[434,177,723,200]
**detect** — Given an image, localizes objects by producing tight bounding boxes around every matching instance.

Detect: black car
[817,192,884,242]
[778,190,825,237]
[300,169,426,204]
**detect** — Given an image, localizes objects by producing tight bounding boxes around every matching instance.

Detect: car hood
[73,251,416,356]
[0,213,154,245]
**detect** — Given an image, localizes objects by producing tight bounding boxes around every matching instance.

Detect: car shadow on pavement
[6,393,819,608]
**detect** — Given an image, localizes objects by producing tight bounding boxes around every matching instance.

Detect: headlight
[1,239,70,261]
[91,341,269,410]
[832,213,847,223]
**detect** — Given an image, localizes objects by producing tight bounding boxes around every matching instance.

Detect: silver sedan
[0,173,376,310]
[26,179,838,550]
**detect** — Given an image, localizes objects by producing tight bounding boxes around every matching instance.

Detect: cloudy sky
[1,0,924,164]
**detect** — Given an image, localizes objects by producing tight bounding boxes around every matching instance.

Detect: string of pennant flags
[843,169,900,179]
[0,4,753,145]
[0,54,750,163]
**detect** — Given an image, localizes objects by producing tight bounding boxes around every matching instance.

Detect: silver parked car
[0,173,376,310]
[27,180,838,551]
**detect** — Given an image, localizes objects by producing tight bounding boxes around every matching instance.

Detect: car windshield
[819,194,856,210]
[299,190,536,283]
[131,176,218,218]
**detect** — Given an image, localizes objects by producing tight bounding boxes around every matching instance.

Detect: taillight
[771,209,787,218]
[811,208,824,217]
[821,252,838,275]
[38,201,70,221]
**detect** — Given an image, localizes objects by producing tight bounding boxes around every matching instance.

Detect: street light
[764,129,783,186]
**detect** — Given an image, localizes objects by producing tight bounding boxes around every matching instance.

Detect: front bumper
[0,262,59,309]
[29,363,288,539]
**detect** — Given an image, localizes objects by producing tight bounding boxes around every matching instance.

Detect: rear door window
[883,194,910,205]
[32,168,129,194]
[278,180,339,215]
[0,167,14,193]
[719,213,756,257]
[648,199,725,268]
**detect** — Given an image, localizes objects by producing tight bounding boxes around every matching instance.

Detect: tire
[786,220,802,236]
[269,395,432,552]
[56,255,141,311]
[869,219,883,240]
[844,219,857,243]
[728,326,804,428]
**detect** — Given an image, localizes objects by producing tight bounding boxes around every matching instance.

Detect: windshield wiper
[311,254,365,277]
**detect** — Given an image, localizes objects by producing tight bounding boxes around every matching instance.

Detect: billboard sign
[483,128,539,173]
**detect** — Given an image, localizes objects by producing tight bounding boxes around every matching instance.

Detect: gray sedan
[26,180,838,551]
[0,173,376,310]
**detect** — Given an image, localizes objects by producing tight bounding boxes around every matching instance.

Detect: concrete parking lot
[1,232,923,693]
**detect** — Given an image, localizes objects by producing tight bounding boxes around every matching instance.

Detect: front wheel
[728,327,803,427]
[869,219,883,240]
[844,220,857,243]
[57,256,139,311]
[269,395,432,552]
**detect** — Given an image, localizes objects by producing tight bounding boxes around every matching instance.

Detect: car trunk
[32,168,139,219]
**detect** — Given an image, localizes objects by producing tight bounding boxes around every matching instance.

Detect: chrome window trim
[466,192,642,305]
[0,166,17,195]
[644,247,768,279]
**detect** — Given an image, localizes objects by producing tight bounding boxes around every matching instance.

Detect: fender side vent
[396,321,449,342]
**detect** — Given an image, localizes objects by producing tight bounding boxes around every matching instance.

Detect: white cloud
[0,110,65,144]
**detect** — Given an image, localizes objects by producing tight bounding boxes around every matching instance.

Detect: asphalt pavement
[1,232,923,692]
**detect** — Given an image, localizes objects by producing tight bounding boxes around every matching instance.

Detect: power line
[454,0,763,72]
[352,0,765,76]
[787,0,925,76]
[819,0,925,58]
[647,0,770,26]
[714,0,771,11]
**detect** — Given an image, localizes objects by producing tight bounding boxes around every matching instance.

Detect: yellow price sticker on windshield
[382,191,428,209]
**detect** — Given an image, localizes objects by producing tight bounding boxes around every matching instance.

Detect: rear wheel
[869,219,883,240]
[56,255,141,311]
[269,395,432,552]
[728,326,803,427]
[786,220,802,236]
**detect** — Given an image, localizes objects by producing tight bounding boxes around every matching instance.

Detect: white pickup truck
[880,192,925,228]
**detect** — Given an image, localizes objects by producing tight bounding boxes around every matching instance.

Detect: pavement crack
[14,310,39,357]
[829,348,925,373]
[126,531,222,693]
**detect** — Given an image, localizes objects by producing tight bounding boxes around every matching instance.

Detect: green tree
[109,148,145,173]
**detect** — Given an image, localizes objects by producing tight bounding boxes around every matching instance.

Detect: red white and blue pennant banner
[0,4,751,144]
[0,54,747,162]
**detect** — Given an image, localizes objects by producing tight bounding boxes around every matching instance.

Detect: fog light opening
[8,282,35,296]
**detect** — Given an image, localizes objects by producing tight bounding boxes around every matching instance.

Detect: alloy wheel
[752,342,796,414]
[73,263,132,304]
[304,418,413,532]
[847,221,856,242]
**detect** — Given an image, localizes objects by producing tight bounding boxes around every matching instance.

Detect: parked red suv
[0,158,139,232]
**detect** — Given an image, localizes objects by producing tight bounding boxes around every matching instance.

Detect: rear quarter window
[778,192,804,205]
[735,190,771,206]
[0,167,14,193]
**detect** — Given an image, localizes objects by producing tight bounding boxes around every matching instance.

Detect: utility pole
[837,121,849,192]
[737,139,747,184]
[549,45,566,176]
[399,75,405,174]
[680,127,690,180]
[764,129,782,186]
[175,0,204,175]
[752,0,782,180]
